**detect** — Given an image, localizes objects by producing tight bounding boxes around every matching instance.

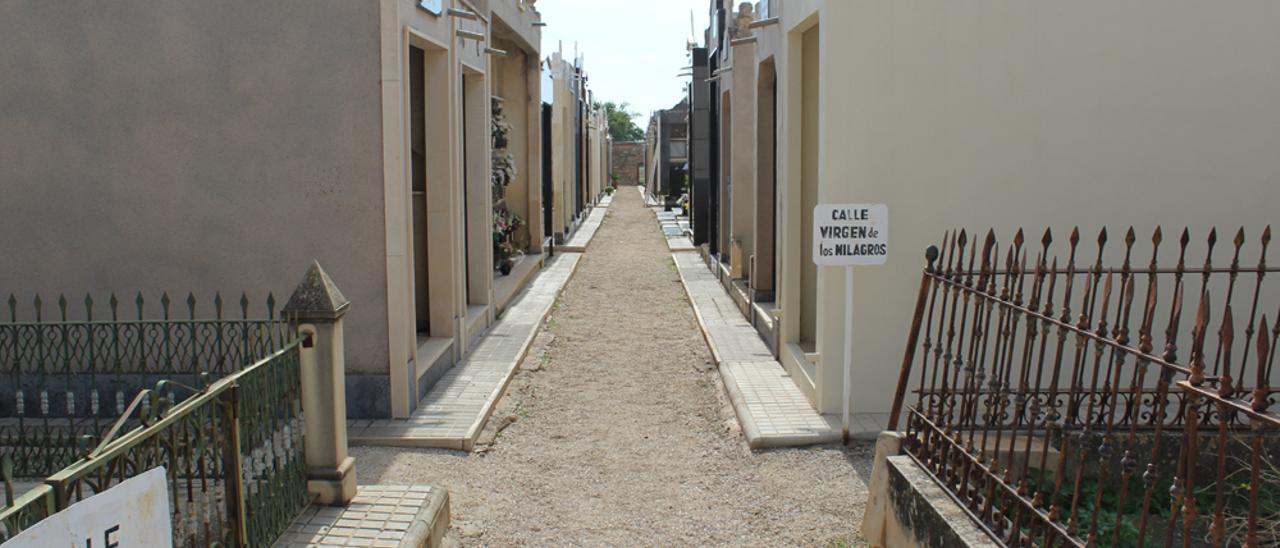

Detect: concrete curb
[459,251,584,451]
[718,364,762,448]
[398,486,451,548]
[670,252,722,367]
[671,251,842,450]
[349,253,584,450]
[721,362,841,448]
[560,208,607,252]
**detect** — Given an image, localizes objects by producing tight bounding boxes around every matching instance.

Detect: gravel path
[352,188,875,546]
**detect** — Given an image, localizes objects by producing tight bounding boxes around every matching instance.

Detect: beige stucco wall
[759,0,1280,415]
[0,0,542,418]
[547,54,574,239]
[545,51,600,239]
[376,0,539,416]
[0,1,389,371]
[728,40,757,274]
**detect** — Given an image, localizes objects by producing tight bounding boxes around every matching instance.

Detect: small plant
[1209,435,1280,546]
[491,97,512,149]
[492,153,516,198]
[492,205,525,274]
[490,96,517,201]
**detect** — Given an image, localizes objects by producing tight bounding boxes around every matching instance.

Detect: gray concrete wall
[0,2,388,376]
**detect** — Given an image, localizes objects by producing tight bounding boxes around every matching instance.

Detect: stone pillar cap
[282,260,350,321]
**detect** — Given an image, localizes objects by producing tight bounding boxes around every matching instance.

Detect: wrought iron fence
[1,339,308,547]
[0,465,54,540]
[0,292,287,477]
[889,226,1279,547]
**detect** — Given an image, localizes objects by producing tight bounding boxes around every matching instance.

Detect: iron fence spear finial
[1190,293,1211,386]
[1255,315,1271,413]
[1219,305,1235,398]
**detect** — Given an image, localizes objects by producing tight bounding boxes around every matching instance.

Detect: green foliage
[597,101,644,141]
[1025,471,1204,547]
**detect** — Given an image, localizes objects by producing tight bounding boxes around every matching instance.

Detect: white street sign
[812,203,889,444]
[812,203,889,266]
[5,467,172,547]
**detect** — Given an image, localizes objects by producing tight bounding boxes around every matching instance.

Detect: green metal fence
[0,474,54,540]
[0,292,287,477]
[1,339,309,546]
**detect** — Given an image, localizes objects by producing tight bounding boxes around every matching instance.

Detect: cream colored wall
[797,25,821,350]
[462,68,493,311]
[589,108,607,201]
[0,0,541,419]
[491,42,534,248]
[757,0,1280,416]
[383,0,487,416]
[587,111,598,202]
[544,57,604,229]
[0,0,388,377]
[490,2,543,252]
[752,59,778,295]
[522,47,544,252]
[729,41,757,274]
[377,0,539,416]
[547,55,574,238]
[718,91,733,257]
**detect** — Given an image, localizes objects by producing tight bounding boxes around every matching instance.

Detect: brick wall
[610,141,645,186]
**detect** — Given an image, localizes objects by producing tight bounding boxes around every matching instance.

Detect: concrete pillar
[283,261,357,506]
[861,431,904,546]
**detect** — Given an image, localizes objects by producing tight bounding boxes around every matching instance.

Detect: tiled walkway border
[560,197,610,252]
[350,253,582,450]
[671,252,841,448]
[276,485,449,547]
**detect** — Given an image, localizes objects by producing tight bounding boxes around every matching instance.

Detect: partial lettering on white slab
[812,203,889,266]
[5,467,172,547]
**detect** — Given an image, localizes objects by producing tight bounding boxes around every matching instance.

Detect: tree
[597,101,644,142]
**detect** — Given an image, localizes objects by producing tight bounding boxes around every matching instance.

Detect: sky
[537,0,710,126]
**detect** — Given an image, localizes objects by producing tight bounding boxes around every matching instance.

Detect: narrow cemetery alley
[8,3,1280,546]
[353,189,876,546]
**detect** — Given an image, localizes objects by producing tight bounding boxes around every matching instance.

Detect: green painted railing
[1,339,309,546]
[0,469,55,540]
[0,292,287,477]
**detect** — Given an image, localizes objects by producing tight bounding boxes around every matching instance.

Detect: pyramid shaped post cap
[282,261,350,321]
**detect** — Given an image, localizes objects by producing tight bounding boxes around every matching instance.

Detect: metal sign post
[812,203,889,444]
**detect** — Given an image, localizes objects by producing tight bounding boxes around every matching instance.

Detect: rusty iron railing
[889,226,1279,547]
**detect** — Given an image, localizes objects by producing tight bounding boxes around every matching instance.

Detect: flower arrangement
[491,97,517,202]
[492,153,516,199]
[491,97,512,149]
[492,205,526,275]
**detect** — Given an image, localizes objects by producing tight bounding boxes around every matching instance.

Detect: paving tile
[352,252,582,447]
[670,251,847,448]
[561,205,607,251]
[275,485,445,547]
